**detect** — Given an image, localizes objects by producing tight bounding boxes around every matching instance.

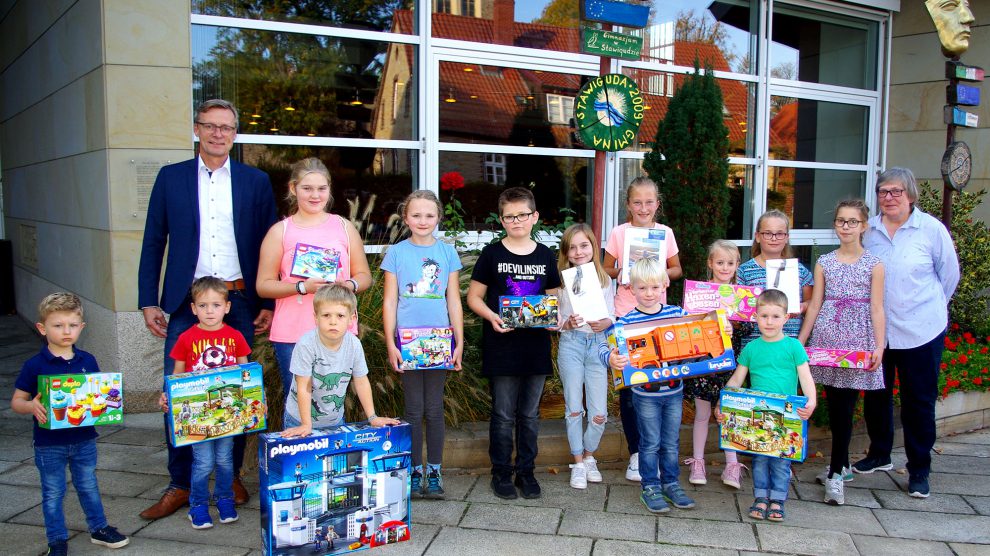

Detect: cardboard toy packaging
[397,327,454,370]
[165,362,267,448]
[682,280,762,322]
[718,387,809,462]
[39,372,123,429]
[498,295,559,328]
[259,422,412,556]
[805,348,872,369]
[290,243,341,282]
[606,310,736,389]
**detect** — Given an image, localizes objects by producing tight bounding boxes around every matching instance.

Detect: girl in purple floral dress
[799,199,886,506]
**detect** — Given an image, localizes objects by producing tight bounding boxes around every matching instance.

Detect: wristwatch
[295,281,306,295]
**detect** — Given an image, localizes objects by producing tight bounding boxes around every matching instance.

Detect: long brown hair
[751,209,793,259]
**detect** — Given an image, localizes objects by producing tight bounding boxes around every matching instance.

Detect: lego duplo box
[165,362,267,448]
[805,348,871,369]
[39,372,123,429]
[498,295,559,328]
[398,327,454,370]
[682,280,762,322]
[718,387,808,463]
[259,422,412,556]
[605,310,736,390]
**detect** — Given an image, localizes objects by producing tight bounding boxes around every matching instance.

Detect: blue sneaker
[90,525,129,548]
[411,470,423,499]
[640,486,670,513]
[425,468,446,500]
[908,474,930,498]
[217,497,239,524]
[662,483,696,509]
[46,541,68,556]
[188,504,214,529]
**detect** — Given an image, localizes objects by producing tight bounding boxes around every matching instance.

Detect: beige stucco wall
[888,3,989,221]
[0,0,191,410]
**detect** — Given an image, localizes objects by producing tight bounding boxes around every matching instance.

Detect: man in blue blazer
[138,99,277,520]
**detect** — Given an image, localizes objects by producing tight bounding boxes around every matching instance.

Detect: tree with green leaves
[643,62,730,295]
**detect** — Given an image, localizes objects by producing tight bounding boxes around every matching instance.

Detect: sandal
[748,497,769,520]
[767,500,785,522]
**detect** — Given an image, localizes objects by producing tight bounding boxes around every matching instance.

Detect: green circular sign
[574,73,644,151]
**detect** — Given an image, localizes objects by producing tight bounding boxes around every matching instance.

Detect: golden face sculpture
[926,0,976,57]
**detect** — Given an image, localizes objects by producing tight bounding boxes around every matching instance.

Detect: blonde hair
[398,190,443,221]
[629,257,668,288]
[706,239,741,282]
[190,276,228,302]
[285,157,333,215]
[625,176,663,223]
[557,223,610,288]
[755,289,789,312]
[751,209,794,259]
[313,284,357,316]
[38,292,83,322]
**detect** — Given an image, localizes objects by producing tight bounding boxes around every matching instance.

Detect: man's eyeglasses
[759,231,789,241]
[834,218,863,229]
[196,121,237,136]
[501,212,533,224]
[876,188,905,199]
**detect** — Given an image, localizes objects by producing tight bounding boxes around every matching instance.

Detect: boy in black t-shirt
[467,187,561,500]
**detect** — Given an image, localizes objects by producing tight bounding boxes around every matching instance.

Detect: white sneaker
[816,466,854,485]
[569,463,588,489]
[824,474,845,505]
[626,453,642,482]
[584,456,603,483]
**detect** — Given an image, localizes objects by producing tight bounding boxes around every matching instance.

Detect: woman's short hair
[877,167,919,206]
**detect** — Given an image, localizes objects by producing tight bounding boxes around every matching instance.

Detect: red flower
[975,377,983,386]
[440,171,465,191]
[962,371,968,377]
[960,355,969,364]
[967,337,976,345]
[951,358,958,366]
[968,350,974,355]
[964,331,973,340]
[952,323,960,331]
[983,368,989,374]
[941,363,948,371]
[942,386,951,397]
[892,388,899,396]
[980,347,988,354]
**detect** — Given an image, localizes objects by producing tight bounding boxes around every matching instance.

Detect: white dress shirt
[194,156,243,281]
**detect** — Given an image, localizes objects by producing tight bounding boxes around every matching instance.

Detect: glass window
[438,62,586,148]
[546,94,574,125]
[484,154,507,185]
[768,97,868,165]
[431,0,580,53]
[765,167,866,230]
[438,151,592,230]
[192,1,416,34]
[770,4,878,90]
[193,26,417,140]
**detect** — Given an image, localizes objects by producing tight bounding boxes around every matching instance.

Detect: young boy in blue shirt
[11,292,129,556]
[601,258,695,513]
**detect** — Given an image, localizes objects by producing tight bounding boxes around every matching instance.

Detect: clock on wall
[941,141,972,191]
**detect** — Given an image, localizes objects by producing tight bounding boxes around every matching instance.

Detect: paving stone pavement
[2,315,990,555]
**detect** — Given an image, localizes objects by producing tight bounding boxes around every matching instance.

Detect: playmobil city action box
[805,348,872,369]
[718,387,809,463]
[498,295,559,328]
[682,280,762,322]
[165,362,267,448]
[39,372,123,430]
[605,310,736,390]
[398,327,454,370]
[259,422,412,556]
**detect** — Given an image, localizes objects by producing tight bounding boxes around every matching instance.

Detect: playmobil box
[259,422,412,556]
[39,372,123,429]
[682,280,762,322]
[718,387,808,462]
[498,295,559,328]
[165,362,267,448]
[398,327,454,370]
[290,243,341,282]
[806,348,871,369]
[605,310,736,390]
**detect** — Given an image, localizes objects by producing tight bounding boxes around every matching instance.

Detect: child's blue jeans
[558,330,608,456]
[34,439,108,544]
[190,437,234,507]
[752,454,791,501]
[632,391,683,489]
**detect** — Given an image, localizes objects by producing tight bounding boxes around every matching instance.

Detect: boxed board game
[805,348,872,369]
[397,327,454,370]
[498,295,559,328]
[259,422,412,556]
[682,280,762,322]
[165,362,267,448]
[605,310,736,389]
[620,227,666,284]
[718,386,808,462]
[290,243,341,282]
[39,372,123,429]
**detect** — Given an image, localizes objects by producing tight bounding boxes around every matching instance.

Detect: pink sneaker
[684,458,707,485]
[721,462,748,489]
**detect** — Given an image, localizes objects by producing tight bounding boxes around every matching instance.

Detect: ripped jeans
[558,330,609,456]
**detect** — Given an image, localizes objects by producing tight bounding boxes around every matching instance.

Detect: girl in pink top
[257,158,372,396]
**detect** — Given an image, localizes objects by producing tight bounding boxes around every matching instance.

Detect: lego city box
[718,387,808,463]
[38,372,123,429]
[290,243,341,282]
[605,310,736,390]
[498,295,559,328]
[397,327,454,370]
[165,362,267,448]
[682,280,762,322]
[805,348,872,369]
[259,422,412,556]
